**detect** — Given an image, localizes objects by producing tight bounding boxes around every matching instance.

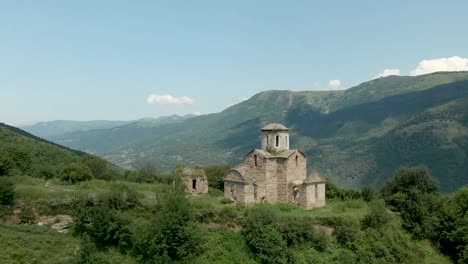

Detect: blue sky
[1,1,468,125]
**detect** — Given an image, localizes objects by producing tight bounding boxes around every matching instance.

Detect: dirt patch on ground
[4,204,73,234]
[37,215,74,233]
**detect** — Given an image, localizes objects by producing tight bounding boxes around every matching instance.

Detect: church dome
[261,123,289,131]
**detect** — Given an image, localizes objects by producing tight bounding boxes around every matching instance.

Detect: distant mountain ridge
[32,71,468,191]
[20,114,196,138]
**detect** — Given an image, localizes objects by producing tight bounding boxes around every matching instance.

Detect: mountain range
[21,72,468,191]
[20,114,196,138]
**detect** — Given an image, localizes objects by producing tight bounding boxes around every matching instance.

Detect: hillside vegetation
[46,72,468,192]
[0,123,119,181]
[1,122,466,263]
[0,173,456,264]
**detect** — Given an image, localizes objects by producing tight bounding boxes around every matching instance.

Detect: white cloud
[327,80,342,90]
[410,56,468,76]
[375,68,401,78]
[146,94,194,105]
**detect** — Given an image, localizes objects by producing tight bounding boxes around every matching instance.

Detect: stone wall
[182,168,208,194]
[183,176,208,194]
[285,152,307,202]
[264,159,279,202]
[299,182,326,209]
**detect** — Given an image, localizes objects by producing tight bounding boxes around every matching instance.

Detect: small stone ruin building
[182,167,208,194]
[223,123,326,209]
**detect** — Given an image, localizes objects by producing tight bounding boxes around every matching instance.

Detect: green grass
[4,175,451,264]
[12,175,166,207]
[0,224,79,264]
[192,230,256,264]
[0,223,136,264]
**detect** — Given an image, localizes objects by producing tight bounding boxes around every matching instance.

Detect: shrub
[361,186,378,202]
[362,199,392,229]
[134,192,203,262]
[19,206,35,224]
[32,164,57,179]
[82,156,108,180]
[333,218,360,248]
[245,224,288,264]
[0,177,15,205]
[220,197,233,204]
[73,206,133,252]
[0,154,13,176]
[381,167,438,198]
[326,181,361,200]
[60,163,93,184]
[244,206,289,264]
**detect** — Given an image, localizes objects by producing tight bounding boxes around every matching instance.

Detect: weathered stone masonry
[224,123,326,209]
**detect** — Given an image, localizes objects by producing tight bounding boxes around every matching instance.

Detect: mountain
[48,72,468,191]
[0,123,117,178]
[20,114,196,139]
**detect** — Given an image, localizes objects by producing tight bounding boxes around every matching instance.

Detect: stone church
[223,123,326,209]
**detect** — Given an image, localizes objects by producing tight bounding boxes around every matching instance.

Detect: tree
[381,167,441,239]
[0,153,13,176]
[73,206,132,252]
[361,186,378,202]
[362,200,392,229]
[135,192,202,262]
[381,167,438,198]
[82,156,108,180]
[204,164,231,191]
[244,206,289,264]
[60,162,93,184]
[0,177,15,205]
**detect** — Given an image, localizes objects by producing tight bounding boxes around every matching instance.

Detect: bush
[19,206,36,224]
[333,218,360,248]
[60,163,93,184]
[278,217,328,252]
[245,223,289,264]
[362,200,392,229]
[134,192,203,262]
[73,206,133,252]
[82,156,108,180]
[244,206,289,264]
[381,167,438,198]
[361,186,378,202]
[326,181,361,200]
[97,188,141,211]
[0,154,13,176]
[0,177,15,205]
[32,164,57,179]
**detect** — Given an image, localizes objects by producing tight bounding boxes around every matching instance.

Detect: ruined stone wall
[299,182,326,209]
[315,183,326,207]
[184,176,208,194]
[224,181,246,204]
